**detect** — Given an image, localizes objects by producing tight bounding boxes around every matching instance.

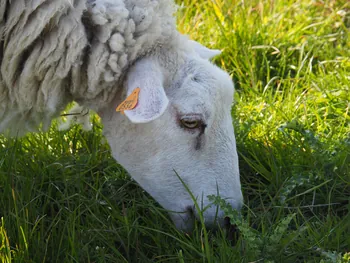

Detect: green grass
[1,0,350,262]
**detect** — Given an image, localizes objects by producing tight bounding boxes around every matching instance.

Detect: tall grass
[1,0,349,262]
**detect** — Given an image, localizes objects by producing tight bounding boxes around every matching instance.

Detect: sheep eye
[181,118,200,129]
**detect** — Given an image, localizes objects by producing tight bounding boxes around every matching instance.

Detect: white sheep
[0,0,243,230]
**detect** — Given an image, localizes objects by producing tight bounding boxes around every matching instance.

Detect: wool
[0,0,178,135]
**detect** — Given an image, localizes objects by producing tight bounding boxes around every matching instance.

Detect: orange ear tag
[116,88,140,114]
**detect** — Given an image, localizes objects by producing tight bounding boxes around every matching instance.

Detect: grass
[1,0,349,262]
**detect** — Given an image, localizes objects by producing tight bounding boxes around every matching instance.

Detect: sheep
[0,0,243,230]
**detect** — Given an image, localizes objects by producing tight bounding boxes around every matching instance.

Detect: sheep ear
[189,40,222,60]
[123,57,169,123]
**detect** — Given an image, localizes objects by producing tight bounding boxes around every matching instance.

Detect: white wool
[0,0,178,135]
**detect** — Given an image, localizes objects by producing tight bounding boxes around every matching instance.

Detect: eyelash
[179,118,207,132]
[180,119,201,129]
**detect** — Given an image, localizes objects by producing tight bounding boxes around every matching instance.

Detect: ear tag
[116,88,140,114]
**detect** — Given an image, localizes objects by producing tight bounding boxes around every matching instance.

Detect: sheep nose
[192,198,243,229]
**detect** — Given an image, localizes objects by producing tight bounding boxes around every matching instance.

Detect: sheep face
[100,41,243,231]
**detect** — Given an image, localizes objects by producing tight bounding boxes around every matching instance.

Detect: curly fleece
[0,0,178,134]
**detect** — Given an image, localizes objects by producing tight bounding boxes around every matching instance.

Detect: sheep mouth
[182,208,240,239]
[184,206,236,229]
[171,207,240,244]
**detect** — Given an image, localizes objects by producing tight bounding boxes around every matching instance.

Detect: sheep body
[0,0,244,231]
[0,0,178,134]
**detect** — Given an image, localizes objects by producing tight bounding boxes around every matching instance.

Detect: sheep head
[99,39,243,231]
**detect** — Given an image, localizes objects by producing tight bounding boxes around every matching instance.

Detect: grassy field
[1,0,349,262]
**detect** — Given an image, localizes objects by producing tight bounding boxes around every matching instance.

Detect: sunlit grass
[1,0,349,262]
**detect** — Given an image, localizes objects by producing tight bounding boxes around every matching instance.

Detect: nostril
[224,216,231,228]
[224,216,240,244]
[186,205,195,216]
